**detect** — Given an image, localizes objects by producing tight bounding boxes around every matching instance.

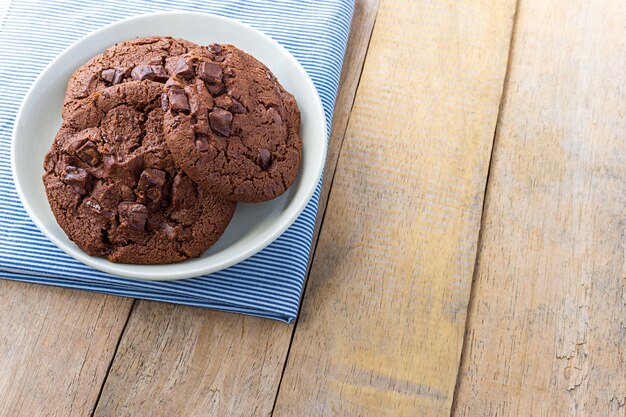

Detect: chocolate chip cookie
[62,36,202,117]
[162,44,302,202]
[44,81,236,264]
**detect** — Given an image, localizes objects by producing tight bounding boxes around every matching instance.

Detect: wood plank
[92,2,381,416]
[311,0,381,262]
[0,280,132,417]
[452,1,626,416]
[272,0,517,416]
[93,302,292,417]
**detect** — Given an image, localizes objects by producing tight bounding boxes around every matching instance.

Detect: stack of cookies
[43,37,302,264]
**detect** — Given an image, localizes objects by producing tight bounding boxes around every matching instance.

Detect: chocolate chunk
[258,148,272,169]
[147,56,164,66]
[209,108,233,137]
[190,79,214,106]
[162,223,191,241]
[131,65,154,81]
[194,114,210,135]
[163,223,176,239]
[76,140,101,166]
[228,88,243,100]
[103,154,144,183]
[195,134,209,152]
[197,62,222,84]
[171,173,197,210]
[118,202,148,231]
[101,68,123,85]
[229,99,247,114]
[63,135,88,155]
[174,58,194,79]
[136,168,167,205]
[167,87,190,112]
[165,78,183,88]
[128,65,167,82]
[84,197,115,220]
[84,198,101,212]
[151,65,169,82]
[161,93,169,112]
[214,94,233,110]
[186,85,203,114]
[112,71,124,85]
[138,169,166,188]
[209,43,223,54]
[207,82,224,96]
[77,73,98,98]
[62,166,90,194]
[267,107,282,124]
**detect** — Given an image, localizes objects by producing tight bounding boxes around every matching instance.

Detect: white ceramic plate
[11,12,326,280]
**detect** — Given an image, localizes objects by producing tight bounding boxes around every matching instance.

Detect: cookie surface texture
[162,44,302,202]
[44,81,236,264]
[63,36,200,116]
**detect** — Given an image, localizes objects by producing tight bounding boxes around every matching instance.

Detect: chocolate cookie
[62,36,202,117]
[44,81,236,264]
[162,44,302,202]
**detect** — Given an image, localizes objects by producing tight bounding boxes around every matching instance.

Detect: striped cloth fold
[0,0,353,323]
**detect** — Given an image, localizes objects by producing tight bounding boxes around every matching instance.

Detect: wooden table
[1,0,624,416]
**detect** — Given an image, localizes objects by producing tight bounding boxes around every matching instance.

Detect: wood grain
[310,0,381,264]
[452,0,626,416]
[272,0,517,416]
[93,302,292,417]
[0,280,132,417]
[91,2,381,416]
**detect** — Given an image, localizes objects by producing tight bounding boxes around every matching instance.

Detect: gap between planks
[89,299,136,417]
[452,0,626,415]
[450,0,521,412]
[269,1,382,414]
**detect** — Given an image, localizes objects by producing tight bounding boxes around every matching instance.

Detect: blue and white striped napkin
[0,0,353,323]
